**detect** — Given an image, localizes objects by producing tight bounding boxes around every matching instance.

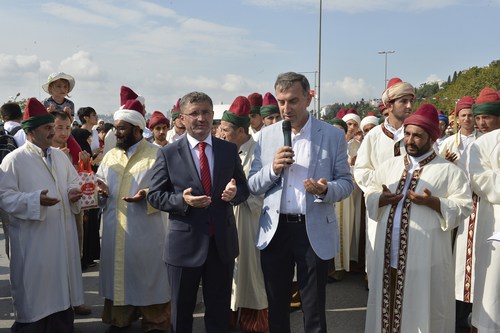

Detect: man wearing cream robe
[354,78,415,288]
[0,97,84,332]
[364,104,473,333]
[218,96,268,331]
[97,100,170,332]
[469,133,500,333]
[332,112,362,277]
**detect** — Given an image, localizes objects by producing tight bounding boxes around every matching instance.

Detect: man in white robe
[248,92,264,140]
[353,78,415,288]
[0,98,84,333]
[364,104,473,333]
[219,96,268,332]
[331,111,362,280]
[468,90,500,333]
[96,100,170,333]
[440,95,483,328]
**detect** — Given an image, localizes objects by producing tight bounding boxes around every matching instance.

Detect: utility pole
[378,50,395,89]
[317,0,322,118]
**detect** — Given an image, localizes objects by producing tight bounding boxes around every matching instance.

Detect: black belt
[279,213,306,223]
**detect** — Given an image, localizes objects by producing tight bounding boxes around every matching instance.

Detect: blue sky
[0,0,499,117]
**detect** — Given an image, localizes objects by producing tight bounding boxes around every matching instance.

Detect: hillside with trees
[322,59,500,123]
[414,59,500,113]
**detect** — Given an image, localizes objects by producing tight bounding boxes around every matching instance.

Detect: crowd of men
[0,70,499,333]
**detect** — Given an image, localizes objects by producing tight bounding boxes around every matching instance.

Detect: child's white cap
[42,72,76,94]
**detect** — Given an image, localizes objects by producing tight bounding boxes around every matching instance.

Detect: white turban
[114,109,146,130]
[381,81,415,106]
[360,116,379,131]
[342,113,361,125]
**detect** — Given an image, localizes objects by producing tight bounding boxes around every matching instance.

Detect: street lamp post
[378,50,395,89]
[317,0,322,119]
[298,71,318,115]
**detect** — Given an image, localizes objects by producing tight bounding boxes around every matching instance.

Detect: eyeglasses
[182,110,213,118]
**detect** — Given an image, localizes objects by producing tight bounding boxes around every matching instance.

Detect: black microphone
[282,120,292,147]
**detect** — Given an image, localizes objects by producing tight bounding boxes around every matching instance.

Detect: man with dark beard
[363,104,473,333]
[96,99,170,333]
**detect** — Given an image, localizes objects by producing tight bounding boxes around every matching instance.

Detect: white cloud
[321,76,375,103]
[136,2,181,19]
[221,74,251,93]
[175,76,220,91]
[59,51,102,81]
[0,54,39,73]
[424,74,443,84]
[41,3,117,27]
[245,0,467,13]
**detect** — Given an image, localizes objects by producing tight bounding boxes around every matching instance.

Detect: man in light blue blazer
[248,72,353,333]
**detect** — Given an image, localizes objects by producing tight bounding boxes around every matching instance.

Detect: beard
[155,134,166,142]
[405,139,433,157]
[116,131,137,150]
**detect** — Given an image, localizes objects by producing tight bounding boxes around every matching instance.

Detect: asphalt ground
[0,222,369,333]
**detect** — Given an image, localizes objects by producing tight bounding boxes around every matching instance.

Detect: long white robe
[364,154,472,333]
[97,139,169,306]
[353,124,405,286]
[335,138,362,271]
[468,129,500,332]
[0,141,83,322]
[438,130,482,302]
[231,138,267,310]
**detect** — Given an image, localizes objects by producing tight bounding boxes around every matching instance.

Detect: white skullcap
[342,113,361,125]
[360,116,379,131]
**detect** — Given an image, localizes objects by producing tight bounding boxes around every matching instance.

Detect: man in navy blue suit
[147,91,249,333]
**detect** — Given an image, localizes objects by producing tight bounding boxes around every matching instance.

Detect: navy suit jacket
[147,135,249,267]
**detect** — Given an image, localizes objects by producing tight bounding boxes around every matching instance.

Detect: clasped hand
[303,178,328,196]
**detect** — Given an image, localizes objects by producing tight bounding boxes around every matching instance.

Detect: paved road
[0,223,369,332]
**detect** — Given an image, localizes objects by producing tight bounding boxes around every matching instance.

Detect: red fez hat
[248,92,263,115]
[453,96,475,115]
[120,86,139,106]
[262,92,278,107]
[122,99,144,116]
[247,92,263,107]
[228,96,251,116]
[148,111,170,130]
[366,111,376,117]
[336,108,347,119]
[170,98,182,121]
[476,88,500,104]
[378,101,387,113]
[386,77,402,89]
[404,103,440,141]
[346,108,358,115]
[23,97,50,120]
[172,98,181,113]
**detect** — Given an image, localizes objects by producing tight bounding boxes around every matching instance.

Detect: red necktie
[198,142,211,196]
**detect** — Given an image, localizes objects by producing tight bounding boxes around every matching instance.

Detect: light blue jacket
[248,116,353,260]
